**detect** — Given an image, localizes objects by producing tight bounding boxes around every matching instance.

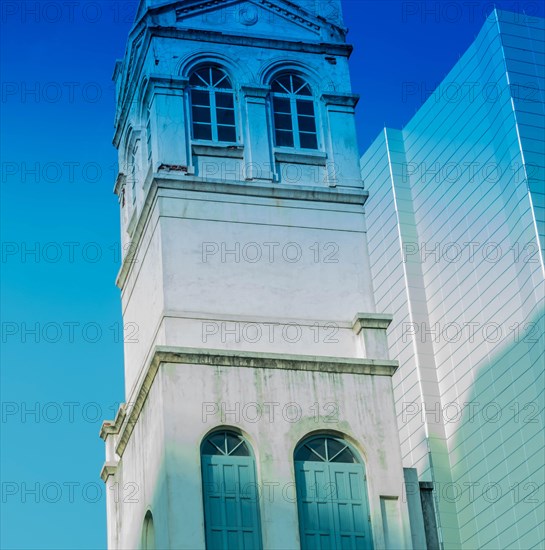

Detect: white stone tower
[100,1,414,548]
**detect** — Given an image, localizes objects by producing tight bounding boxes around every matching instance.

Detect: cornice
[352,313,394,333]
[322,93,360,108]
[115,345,399,457]
[241,84,271,98]
[100,462,118,483]
[113,172,127,197]
[99,404,127,441]
[148,25,352,56]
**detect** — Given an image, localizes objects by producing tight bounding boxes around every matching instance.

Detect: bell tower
[100,1,414,548]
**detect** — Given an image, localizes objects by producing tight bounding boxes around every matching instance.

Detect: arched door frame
[200,428,263,550]
[294,433,374,550]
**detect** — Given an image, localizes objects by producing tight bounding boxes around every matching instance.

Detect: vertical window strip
[189,66,236,144]
[271,73,318,150]
[146,116,152,164]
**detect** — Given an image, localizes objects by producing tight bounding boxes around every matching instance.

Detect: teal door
[295,436,373,550]
[201,431,262,550]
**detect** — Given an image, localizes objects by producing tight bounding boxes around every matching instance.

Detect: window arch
[201,430,262,549]
[271,73,318,150]
[141,511,155,550]
[189,66,237,143]
[294,435,373,550]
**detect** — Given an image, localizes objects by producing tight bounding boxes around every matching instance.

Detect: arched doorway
[295,435,373,550]
[201,429,262,549]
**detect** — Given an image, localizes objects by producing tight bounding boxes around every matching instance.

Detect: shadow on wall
[450,306,545,549]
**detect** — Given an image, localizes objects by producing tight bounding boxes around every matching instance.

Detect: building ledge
[114,345,398,457]
[275,150,328,166]
[152,346,398,375]
[99,404,126,441]
[192,143,244,159]
[100,462,118,483]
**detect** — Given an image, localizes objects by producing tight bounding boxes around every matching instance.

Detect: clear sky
[1,1,544,548]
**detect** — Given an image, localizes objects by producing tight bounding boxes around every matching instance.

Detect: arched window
[141,511,155,550]
[271,73,318,150]
[189,66,237,143]
[201,430,262,549]
[295,435,373,550]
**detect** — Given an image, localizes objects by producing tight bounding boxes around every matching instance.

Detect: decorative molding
[148,26,352,58]
[192,144,245,159]
[241,84,271,99]
[175,0,322,33]
[275,150,327,166]
[322,93,360,108]
[100,462,118,483]
[352,313,394,334]
[257,0,320,31]
[113,172,127,197]
[99,404,127,441]
[115,345,399,457]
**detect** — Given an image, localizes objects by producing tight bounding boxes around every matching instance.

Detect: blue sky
[1,1,544,548]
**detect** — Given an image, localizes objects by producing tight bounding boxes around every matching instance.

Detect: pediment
[177,0,321,36]
[137,0,345,41]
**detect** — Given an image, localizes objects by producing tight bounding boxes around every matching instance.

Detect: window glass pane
[296,100,315,116]
[193,123,212,140]
[192,105,212,123]
[225,433,241,453]
[216,92,234,108]
[210,432,227,450]
[273,97,291,114]
[307,438,327,460]
[295,444,318,462]
[191,89,210,107]
[274,113,293,131]
[218,125,237,143]
[296,83,312,96]
[297,115,316,133]
[292,75,311,96]
[230,440,250,456]
[300,132,318,149]
[216,107,235,125]
[202,440,221,455]
[189,69,209,87]
[212,67,232,89]
[275,129,294,147]
[327,438,345,456]
[271,75,291,93]
[330,447,357,463]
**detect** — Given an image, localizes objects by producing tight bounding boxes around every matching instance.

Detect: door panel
[296,460,373,550]
[202,456,262,550]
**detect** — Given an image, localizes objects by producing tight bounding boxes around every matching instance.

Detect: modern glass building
[361,9,544,550]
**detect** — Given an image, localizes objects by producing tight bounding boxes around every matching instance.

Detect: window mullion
[210,89,218,142]
[291,96,301,149]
